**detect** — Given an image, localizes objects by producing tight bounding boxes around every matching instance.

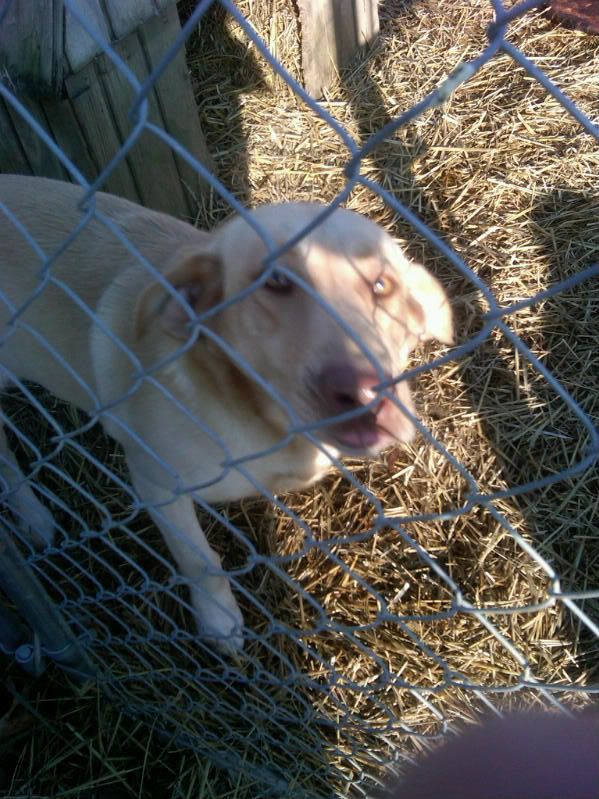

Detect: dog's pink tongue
[335,425,380,450]
[330,399,416,452]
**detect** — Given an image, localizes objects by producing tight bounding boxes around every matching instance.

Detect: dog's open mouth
[320,397,415,455]
[327,413,390,453]
[305,365,418,456]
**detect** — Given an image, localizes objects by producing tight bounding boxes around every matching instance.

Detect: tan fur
[0,175,453,653]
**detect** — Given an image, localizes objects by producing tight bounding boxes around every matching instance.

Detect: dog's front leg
[130,469,244,655]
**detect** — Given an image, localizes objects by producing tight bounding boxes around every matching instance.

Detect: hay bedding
[2,1,598,797]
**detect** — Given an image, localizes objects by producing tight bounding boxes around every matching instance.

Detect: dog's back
[0,175,203,410]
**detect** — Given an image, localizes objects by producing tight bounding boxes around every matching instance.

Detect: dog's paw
[191,584,245,656]
[8,485,56,548]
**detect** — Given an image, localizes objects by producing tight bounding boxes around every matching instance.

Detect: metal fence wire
[1,0,598,796]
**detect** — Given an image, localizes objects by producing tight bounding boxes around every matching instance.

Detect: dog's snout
[317,363,389,416]
[314,361,416,451]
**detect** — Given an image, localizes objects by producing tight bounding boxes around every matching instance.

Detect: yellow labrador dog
[0,175,453,653]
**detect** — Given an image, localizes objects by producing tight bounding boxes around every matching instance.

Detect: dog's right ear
[136,247,223,341]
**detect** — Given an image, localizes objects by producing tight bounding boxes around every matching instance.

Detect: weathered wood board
[40,94,101,183]
[0,0,63,96]
[64,0,112,77]
[140,7,213,210]
[0,0,172,94]
[4,94,66,180]
[0,99,32,175]
[0,1,212,219]
[102,0,171,40]
[298,0,380,98]
[65,61,140,201]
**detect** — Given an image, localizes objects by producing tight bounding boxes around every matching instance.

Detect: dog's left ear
[136,247,223,341]
[403,261,454,345]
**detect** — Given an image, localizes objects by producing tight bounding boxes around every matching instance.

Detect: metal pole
[0,526,95,680]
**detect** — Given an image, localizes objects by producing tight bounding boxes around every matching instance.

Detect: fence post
[0,527,95,680]
[297,0,379,98]
[0,601,46,676]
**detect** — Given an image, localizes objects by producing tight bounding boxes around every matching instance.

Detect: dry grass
[2,1,599,797]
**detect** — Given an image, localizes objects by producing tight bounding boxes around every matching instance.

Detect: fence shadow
[341,2,451,258]
[339,1,598,691]
[527,189,598,670]
[455,187,599,680]
[179,2,267,224]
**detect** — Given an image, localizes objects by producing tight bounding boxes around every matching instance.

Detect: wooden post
[0,1,212,219]
[0,0,63,95]
[3,95,66,180]
[297,0,380,98]
[0,99,32,175]
[65,62,140,202]
[141,9,213,212]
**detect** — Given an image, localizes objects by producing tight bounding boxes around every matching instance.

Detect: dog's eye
[264,270,294,294]
[372,274,396,298]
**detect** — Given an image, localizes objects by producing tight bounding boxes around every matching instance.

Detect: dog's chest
[198,442,336,503]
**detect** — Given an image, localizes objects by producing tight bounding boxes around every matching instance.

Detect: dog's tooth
[360,388,377,403]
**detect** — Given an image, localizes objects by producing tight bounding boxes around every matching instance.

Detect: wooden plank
[354,0,380,47]
[40,95,99,183]
[0,98,32,175]
[334,5,358,69]
[103,0,171,39]
[140,4,212,214]
[5,95,67,180]
[297,0,332,99]
[0,0,63,96]
[297,0,379,98]
[96,22,189,216]
[64,0,112,74]
[65,0,173,69]
[65,60,139,201]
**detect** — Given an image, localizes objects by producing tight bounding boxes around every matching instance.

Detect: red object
[394,712,599,799]
[550,0,599,34]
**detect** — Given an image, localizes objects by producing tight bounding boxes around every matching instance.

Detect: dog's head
[137,203,453,457]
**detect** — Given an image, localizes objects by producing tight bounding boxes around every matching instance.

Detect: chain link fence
[1,0,598,796]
